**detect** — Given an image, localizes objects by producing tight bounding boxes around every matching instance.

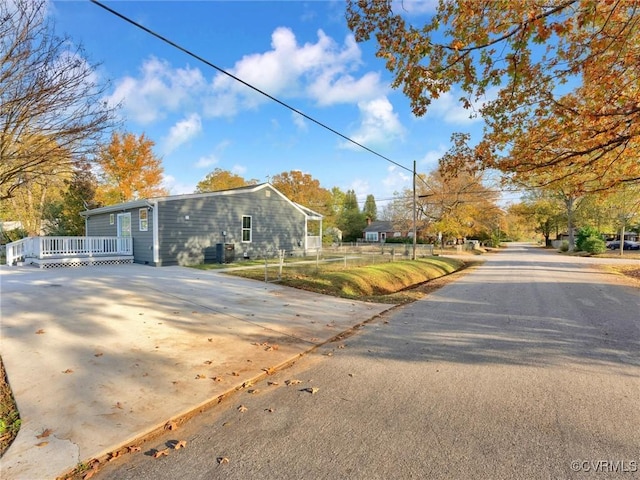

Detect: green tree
[42,160,99,235]
[195,168,257,193]
[362,194,377,222]
[515,191,566,246]
[336,189,367,242]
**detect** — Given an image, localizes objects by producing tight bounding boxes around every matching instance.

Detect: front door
[117,213,132,253]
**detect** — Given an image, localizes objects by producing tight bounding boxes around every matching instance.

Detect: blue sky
[49,0,487,206]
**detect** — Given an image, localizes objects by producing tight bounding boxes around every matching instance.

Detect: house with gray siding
[80,183,323,266]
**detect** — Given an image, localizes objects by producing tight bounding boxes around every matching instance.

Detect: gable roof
[363,220,394,233]
[81,183,323,219]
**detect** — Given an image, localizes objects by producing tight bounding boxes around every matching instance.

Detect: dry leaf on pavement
[36,428,52,439]
[217,457,230,465]
[164,421,178,431]
[153,448,170,458]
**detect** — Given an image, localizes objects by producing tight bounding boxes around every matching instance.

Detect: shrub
[576,226,601,252]
[559,240,570,252]
[582,237,606,254]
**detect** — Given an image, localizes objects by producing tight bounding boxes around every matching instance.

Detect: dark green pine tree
[362,194,377,221]
[337,189,367,242]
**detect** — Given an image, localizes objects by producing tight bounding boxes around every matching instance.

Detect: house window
[242,215,252,242]
[139,208,148,231]
[109,213,115,225]
[365,232,378,242]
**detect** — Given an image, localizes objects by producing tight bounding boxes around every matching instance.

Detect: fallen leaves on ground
[217,457,230,465]
[285,379,302,386]
[36,428,52,439]
[35,441,48,447]
[302,387,319,394]
[212,376,223,382]
[153,448,170,458]
[35,329,45,334]
[173,440,187,450]
[128,445,142,453]
[108,450,122,461]
[62,369,73,374]
[94,352,103,357]
[263,367,276,375]
[237,405,248,413]
[195,374,206,379]
[164,421,178,431]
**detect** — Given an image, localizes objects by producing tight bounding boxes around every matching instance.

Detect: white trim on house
[152,199,159,265]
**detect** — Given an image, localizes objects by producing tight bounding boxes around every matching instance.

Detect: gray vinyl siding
[85,213,117,237]
[85,208,155,265]
[131,208,154,265]
[156,188,306,266]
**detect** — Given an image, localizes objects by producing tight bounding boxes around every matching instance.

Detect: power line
[89,0,413,176]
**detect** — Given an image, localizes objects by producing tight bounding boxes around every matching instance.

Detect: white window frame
[242,215,252,243]
[365,232,379,242]
[109,213,115,225]
[139,208,148,231]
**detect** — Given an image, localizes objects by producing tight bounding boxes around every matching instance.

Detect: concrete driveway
[0,264,393,480]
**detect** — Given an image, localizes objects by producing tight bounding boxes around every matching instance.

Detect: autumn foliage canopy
[346,0,640,193]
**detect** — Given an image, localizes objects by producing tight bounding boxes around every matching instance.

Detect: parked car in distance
[606,240,640,250]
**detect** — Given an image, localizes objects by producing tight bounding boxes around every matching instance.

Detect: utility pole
[412,160,417,260]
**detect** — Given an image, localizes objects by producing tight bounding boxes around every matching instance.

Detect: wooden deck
[6,236,134,268]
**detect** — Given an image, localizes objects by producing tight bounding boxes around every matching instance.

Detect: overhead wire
[89,0,415,177]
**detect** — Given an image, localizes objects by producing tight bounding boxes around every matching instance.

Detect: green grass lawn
[222,256,465,303]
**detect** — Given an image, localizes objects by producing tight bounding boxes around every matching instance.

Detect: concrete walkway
[0,264,393,480]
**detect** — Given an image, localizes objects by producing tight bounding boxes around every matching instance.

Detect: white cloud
[195,140,231,168]
[107,57,206,124]
[309,71,384,106]
[162,174,195,195]
[427,87,497,125]
[342,97,404,149]
[392,0,438,15]
[419,144,448,170]
[231,165,247,175]
[347,179,371,203]
[382,165,411,191]
[164,113,202,154]
[195,154,219,169]
[292,111,307,131]
[204,27,382,117]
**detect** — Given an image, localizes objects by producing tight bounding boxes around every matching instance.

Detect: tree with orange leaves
[346,0,640,192]
[95,132,168,205]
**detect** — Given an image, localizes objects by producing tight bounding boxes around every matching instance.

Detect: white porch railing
[306,235,322,251]
[6,236,133,265]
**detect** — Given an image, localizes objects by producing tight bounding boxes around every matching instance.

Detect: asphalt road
[95,243,640,480]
